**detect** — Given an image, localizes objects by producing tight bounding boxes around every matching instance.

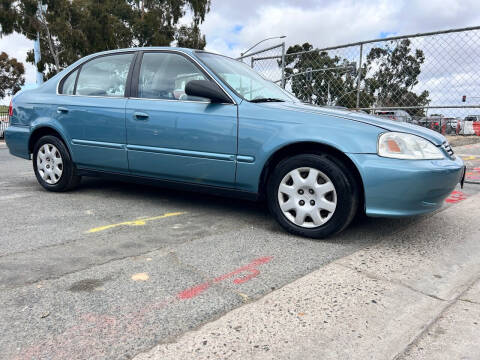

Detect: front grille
[442,141,455,158]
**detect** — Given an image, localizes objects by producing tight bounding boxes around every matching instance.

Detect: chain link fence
[0,111,9,139]
[238,26,480,135]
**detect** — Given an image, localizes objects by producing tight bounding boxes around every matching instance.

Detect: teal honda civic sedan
[5,47,466,238]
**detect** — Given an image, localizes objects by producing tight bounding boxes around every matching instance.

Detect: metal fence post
[281,42,286,88]
[250,57,254,68]
[356,43,363,108]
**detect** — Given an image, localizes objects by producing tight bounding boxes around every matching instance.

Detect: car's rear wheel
[33,135,81,192]
[267,154,359,239]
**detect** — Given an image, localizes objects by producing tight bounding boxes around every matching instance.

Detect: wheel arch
[258,141,365,211]
[28,126,72,156]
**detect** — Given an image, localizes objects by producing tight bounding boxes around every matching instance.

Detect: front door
[126,51,237,187]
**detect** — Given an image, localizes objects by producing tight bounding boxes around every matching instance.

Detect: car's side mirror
[185,80,233,104]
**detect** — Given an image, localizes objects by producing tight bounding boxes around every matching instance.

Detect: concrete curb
[134,193,480,360]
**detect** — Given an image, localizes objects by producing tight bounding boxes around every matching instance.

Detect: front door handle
[133,112,149,120]
[57,107,69,114]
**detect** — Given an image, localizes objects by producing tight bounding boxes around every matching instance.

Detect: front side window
[138,52,207,101]
[196,52,296,102]
[75,53,134,97]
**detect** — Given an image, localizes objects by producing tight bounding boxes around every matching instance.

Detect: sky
[1,0,480,106]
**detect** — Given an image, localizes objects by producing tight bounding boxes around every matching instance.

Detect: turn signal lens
[387,139,401,153]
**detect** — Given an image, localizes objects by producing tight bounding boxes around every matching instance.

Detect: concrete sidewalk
[135,193,480,360]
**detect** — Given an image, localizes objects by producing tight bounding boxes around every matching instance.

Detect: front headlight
[378,132,444,160]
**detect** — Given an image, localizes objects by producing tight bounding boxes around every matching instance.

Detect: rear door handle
[133,112,149,120]
[57,107,69,114]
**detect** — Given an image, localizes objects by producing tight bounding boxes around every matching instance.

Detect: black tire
[33,135,81,192]
[267,154,359,239]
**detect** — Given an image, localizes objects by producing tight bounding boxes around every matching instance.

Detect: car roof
[76,47,237,65]
[88,46,196,56]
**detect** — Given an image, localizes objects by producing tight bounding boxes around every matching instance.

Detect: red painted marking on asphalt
[214,256,272,284]
[14,256,273,359]
[445,190,467,203]
[177,282,210,299]
[177,256,273,300]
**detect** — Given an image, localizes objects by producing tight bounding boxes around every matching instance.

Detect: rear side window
[75,53,134,97]
[61,69,78,95]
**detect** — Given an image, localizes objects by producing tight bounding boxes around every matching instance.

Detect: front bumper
[348,153,465,217]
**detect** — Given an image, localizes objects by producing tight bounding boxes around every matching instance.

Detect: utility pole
[34,33,43,85]
[34,1,44,85]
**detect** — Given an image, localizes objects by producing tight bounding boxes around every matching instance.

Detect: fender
[235,101,383,193]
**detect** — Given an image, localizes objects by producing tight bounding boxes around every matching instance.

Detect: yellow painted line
[87,212,185,233]
[462,156,477,160]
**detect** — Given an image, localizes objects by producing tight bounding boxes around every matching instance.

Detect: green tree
[0,52,25,99]
[283,40,429,114]
[0,0,210,79]
[364,39,429,116]
[175,23,206,49]
[283,43,373,107]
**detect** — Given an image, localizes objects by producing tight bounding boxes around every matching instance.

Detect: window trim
[56,51,137,98]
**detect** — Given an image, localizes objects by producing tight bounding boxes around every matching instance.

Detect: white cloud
[202,0,480,57]
[0,32,38,104]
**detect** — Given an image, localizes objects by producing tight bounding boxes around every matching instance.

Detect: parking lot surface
[1,144,479,359]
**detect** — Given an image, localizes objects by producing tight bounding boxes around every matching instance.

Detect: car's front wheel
[33,135,81,192]
[267,154,359,239]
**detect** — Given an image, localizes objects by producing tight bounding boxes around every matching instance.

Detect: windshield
[196,52,296,102]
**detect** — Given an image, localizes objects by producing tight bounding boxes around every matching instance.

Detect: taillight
[8,100,13,117]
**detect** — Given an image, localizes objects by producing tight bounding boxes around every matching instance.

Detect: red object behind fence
[473,122,480,136]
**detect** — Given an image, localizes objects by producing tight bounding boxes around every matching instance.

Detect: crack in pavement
[392,275,480,360]
[337,263,448,302]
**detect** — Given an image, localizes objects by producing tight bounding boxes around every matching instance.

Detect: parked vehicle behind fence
[4,47,466,239]
[465,115,480,122]
[373,109,412,123]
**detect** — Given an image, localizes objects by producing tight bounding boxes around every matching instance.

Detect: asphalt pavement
[0,142,479,360]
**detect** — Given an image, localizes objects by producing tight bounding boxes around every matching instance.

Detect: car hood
[261,102,446,146]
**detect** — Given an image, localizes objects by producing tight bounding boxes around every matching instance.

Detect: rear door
[125,51,238,186]
[56,52,135,172]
